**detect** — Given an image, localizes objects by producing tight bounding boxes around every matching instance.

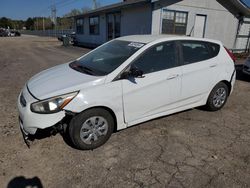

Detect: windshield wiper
[80,66,95,75]
[74,65,95,75]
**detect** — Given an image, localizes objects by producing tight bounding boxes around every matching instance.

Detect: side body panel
[64,81,126,130]
[122,67,182,123]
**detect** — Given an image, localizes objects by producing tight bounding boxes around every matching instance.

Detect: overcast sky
[0,0,249,20]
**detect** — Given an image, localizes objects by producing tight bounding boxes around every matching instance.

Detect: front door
[107,13,121,41]
[122,41,182,123]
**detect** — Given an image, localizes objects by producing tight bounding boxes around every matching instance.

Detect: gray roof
[74,0,149,18]
[73,0,250,19]
[217,0,250,18]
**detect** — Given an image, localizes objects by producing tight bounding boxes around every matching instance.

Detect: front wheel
[69,108,114,150]
[205,82,229,111]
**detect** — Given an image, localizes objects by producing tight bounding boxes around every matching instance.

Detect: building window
[76,18,84,34]
[162,10,188,35]
[89,16,99,35]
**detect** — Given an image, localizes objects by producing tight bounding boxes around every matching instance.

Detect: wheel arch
[220,80,232,96]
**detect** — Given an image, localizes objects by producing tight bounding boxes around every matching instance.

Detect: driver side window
[132,41,177,74]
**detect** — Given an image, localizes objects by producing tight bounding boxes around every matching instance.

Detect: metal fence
[20,29,74,37]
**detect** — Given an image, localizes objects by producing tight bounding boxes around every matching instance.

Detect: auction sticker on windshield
[128,42,145,48]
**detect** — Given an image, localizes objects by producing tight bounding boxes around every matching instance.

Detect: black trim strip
[230,69,236,83]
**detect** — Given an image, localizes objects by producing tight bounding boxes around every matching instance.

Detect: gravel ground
[0,35,250,188]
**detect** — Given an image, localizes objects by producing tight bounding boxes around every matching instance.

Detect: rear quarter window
[207,42,220,58]
[180,40,220,65]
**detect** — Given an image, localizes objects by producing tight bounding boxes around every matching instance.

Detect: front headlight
[31,92,78,114]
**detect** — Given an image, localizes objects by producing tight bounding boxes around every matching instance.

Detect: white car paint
[28,63,105,99]
[18,35,236,136]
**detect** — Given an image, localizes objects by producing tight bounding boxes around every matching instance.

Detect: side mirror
[121,66,144,79]
[130,67,144,78]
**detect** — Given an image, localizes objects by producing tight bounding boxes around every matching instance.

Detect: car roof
[117,35,221,45]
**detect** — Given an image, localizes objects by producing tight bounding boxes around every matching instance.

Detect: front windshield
[70,40,145,76]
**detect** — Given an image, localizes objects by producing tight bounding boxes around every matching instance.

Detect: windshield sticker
[128,42,144,48]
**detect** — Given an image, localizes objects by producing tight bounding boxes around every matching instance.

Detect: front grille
[20,93,26,107]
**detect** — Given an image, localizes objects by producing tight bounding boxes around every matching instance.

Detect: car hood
[27,63,106,100]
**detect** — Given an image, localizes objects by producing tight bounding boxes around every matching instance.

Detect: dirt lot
[0,35,250,188]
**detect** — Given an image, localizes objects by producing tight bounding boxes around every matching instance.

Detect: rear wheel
[69,108,114,150]
[205,82,229,111]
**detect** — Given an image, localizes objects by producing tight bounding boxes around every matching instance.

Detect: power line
[56,0,81,9]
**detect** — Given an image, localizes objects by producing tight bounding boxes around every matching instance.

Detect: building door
[107,13,121,41]
[193,15,207,38]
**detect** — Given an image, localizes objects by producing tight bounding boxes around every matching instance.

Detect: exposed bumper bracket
[20,127,32,148]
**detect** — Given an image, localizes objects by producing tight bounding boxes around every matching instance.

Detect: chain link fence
[20,29,74,37]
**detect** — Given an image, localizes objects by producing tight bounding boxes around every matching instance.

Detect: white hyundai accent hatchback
[18,35,236,150]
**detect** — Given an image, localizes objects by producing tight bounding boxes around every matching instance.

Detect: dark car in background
[0,29,8,37]
[0,29,21,37]
[10,30,21,37]
[243,56,250,75]
[58,32,75,43]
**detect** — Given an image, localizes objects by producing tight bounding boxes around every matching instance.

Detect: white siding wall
[151,0,239,49]
[76,14,107,46]
[235,17,250,51]
[121,5,152,36]
[75,5,152,46]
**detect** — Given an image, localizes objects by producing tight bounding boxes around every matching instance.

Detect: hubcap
[213,87,227,108]
[80,116,108,145]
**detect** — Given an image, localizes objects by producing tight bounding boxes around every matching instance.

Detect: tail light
[224,47,236,63]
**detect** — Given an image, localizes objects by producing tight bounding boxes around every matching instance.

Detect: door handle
[167,74,179,80]
[210,64,217,68]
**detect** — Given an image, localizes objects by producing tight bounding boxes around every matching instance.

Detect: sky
[242,0,250,6]
[0,0,121,20]
[0,0,249,20]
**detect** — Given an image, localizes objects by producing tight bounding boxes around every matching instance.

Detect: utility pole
[51,4,57,28]
[93,0,97,9]
[43,17,45,31]
[36,17,39,30]
[51,3,57,36]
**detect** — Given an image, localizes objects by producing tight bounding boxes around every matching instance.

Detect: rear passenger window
[132,42,178,74]
[180,41,213,65]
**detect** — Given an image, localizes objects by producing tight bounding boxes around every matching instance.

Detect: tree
[0,17,12,28]
[82,7,91,13]
[25,17,34,30]
[64,9,82,17]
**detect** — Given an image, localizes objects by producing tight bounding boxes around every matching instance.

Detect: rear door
[178,40,220,104]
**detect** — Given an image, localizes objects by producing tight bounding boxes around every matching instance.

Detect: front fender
[63,81,126,130]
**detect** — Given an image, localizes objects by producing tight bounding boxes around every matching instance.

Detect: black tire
[69,108,114,150]
[205,82,229,111]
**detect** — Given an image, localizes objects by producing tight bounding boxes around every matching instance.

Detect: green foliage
[0,1,102,31]
[0,17,13,28]
[0,17,25,29]
[25,17,34,30]
[64,9,83,17]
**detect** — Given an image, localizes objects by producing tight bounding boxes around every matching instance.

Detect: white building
[74,0,250,52]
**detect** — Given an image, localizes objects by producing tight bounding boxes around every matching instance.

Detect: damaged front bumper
[17,86,67,146]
